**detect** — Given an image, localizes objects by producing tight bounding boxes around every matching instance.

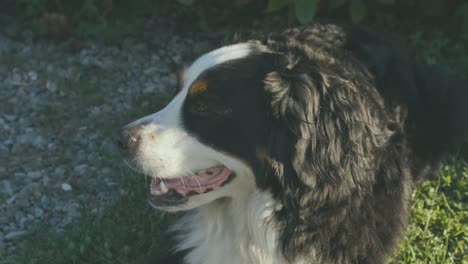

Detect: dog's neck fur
[173,191,288,264]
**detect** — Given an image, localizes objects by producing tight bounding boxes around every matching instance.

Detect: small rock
[151,54,160,62]
[11,143,25,154]
[102,167,112,175]
[31,183,42,198]
[46,80,58,92]
[104,177,115,186]
[41,175,50,186]
[172,55,182,64]
[0,144,8,153]
[15,195,29,208]
[32,135,46,149]
[4,139,13,147]
[27,213,34,220]
[0,34,10,54]
[0,216,8,224]
[143,66,159,75]
[58,216,73,227]
[143,83,158,93]
[4,230,27,240]
[61,183,72,191]
[0,117,8,130]
[54,166,66,176]
[10,71,23,85]
[6,194,16,204]
[34,207,44,218]
[13,171,25,178]
[47,142,56,150]
[17,133,32,144]
[168,73,177,86]
[19,216,28,227]
[4,114,15,122]
[26,171,42,180]
[1,180,13,195]
[65,202,81,217]
[73,164,88,175]
[40,195,49,205]
[15,211,25,221]
[27,71,38,81]
[90,106,101,116]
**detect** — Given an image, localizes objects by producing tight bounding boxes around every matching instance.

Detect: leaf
[455,3,468,18]
[350,0,367,23]
[177,0,194,6]
[295,0,318,24]
[266,0,292,12]
[329,0,348,9]
[376,0,395,5]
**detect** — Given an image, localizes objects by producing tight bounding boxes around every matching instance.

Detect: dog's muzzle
[118,124,144,160]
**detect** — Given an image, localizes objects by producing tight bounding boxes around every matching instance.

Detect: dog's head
[120,38,391,212]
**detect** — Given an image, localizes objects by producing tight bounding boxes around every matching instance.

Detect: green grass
[2,170,172,264]
[3,16,468,264]
[4,160,467,264]
[389,160,468,263]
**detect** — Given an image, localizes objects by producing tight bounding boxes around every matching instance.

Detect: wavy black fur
[254,23,468,263]
[158,22,468,264]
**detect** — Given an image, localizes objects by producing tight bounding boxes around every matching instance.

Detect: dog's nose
[118,126,141,153]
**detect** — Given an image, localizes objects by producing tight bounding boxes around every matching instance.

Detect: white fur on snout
[126,43,256,209]
[125,43,286,264]
[124,44,284,264]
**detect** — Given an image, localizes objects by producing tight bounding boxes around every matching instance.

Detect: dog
[119,22,468,264]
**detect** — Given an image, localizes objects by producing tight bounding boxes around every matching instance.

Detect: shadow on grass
[6,158,467,264]
[6,169,176,264]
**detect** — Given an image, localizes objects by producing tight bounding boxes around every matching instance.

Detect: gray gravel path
[0,16,218,256]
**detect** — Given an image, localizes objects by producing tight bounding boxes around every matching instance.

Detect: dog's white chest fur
[173,191,284,264]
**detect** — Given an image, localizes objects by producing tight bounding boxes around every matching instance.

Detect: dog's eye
[189,101,232,118]
[193,102,209,113]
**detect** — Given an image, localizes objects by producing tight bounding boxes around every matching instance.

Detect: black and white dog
[119,22,468,264]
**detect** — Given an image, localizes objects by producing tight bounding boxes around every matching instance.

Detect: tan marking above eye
[188,80,208,96]
[178,67,185,82]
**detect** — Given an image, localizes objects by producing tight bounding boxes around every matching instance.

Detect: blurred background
[0,1,467,263]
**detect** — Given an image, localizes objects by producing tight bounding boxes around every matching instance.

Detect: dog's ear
[261,59,393,207]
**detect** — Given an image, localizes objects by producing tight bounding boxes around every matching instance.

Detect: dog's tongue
[151,167,232,195]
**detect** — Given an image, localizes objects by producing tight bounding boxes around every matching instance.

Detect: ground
[0,7,466,264]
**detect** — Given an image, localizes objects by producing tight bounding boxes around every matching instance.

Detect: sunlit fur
[123,22,468,264]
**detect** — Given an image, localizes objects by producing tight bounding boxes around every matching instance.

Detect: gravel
[0,15,220,257]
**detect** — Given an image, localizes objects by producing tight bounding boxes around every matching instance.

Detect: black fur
[172,23,468,263]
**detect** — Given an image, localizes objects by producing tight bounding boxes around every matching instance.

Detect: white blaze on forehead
[125,43,254,180]
[183,43,253,87]
[128,43,253,128]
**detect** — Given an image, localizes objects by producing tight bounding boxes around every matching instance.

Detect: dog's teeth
[160,181,168,193]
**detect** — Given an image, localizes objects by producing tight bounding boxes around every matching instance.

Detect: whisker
[193,174,202,190]
[149,167,165,184]
[122,157,140,173]
[185,167,202,190]
[179,175,187,190]
[189,169,202,189]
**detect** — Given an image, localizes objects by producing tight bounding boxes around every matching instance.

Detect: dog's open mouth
[149,166,234,206]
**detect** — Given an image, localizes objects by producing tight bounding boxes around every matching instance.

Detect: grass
[389,160,468,263]
[4,160,467,264]
[2,170,173,264]
[5,75,468,263]
[3,13,468,264]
